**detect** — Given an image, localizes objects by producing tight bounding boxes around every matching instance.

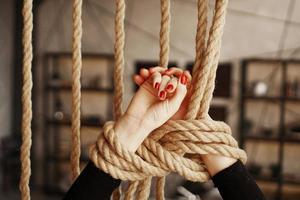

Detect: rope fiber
[20,0,33,199]
[71,0,83,181]
[19,0,247,199]
[89,0,247,199]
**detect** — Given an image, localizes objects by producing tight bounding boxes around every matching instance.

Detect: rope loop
[89,119,247,182]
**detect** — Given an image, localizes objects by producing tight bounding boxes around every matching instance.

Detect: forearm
[202,154,237,176]
[212,160,266,200]
[114,113,153,152]
[63,162,121,200]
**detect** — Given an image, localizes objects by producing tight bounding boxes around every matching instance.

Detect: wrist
[114,113,152,152]
[202,154,237,177]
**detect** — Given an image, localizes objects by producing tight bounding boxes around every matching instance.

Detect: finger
[165,76,178,93]
[149,66,167,74]
[164,67,184,78]
[167,74,188,113]
[139,68,150,79]
[152,71,162,89]
[158,75,171,100]
[183,70,192,82]
[133,74,144,85]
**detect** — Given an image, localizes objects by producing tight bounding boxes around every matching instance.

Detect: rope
[111,0,126,198]
[159,0,170,68]
[186,0,228,119]
[191,0,208,83]
[113,0,125,120]
[20,0,33,199]
[18,1,240,200]
[71,0,83,180]
[90,0,245,200]
[156,0,171,198]
[198,0,228,117]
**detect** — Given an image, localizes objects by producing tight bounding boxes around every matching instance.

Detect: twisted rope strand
[71,0,83,181]
[159,0,171,68]
[191,0,208,77]
[113,0,126,120]
[199,0,228,116]
[89,1,246,200]
[124,181,139,200]
[157,0,171,197]
[20,0,33,199]
[186,0,228,119]
[112,1,126,198]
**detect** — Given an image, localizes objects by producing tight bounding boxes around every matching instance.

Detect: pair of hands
[114,67,236,176]
[115,66,191,152]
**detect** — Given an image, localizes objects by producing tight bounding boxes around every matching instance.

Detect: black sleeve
[63,161,121,200]
[212,160,266,200]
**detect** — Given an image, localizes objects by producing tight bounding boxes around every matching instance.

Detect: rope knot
[89,119,247,183]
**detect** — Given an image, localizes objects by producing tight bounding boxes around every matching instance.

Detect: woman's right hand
[114,67,190,152]
[133,67,237,176]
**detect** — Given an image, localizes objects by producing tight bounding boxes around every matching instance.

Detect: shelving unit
[239,58,300,200]
[42,52,114,194]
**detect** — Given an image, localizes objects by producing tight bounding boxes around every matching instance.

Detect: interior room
[1,0,300,200]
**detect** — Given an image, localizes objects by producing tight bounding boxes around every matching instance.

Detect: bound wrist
[114,113,152,152]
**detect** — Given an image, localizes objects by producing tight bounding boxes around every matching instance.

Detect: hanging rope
[20,0,33,199]
[159,0,170,68]
[186,0,227,119]
[90,0,247,199]
[113,0,125,120]
[71,0,83,180]
[111,0,126,199]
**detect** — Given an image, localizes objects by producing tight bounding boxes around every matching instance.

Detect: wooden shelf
[46,155,89,162]
[47,118,104,128]
[240,59,300,199]
[245,135,300,144]
[42,52,115,195]
[243,95,300,102]
[243,95,281,101]
[44,52,115,59]
[285,97,300,102]
[46,84,114,93]
[245,135,279,142]
[254,175,300,186]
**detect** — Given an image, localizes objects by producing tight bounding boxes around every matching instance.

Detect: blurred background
[1,0,300,199]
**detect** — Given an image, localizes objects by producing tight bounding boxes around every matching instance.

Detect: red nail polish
[166,84,173,91]
[154,83,160,89]
[159,91,166,99]
[180,74,187,85]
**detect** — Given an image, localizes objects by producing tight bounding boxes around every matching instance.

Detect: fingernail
[159,91,166,99]
[166,84,173,91]
[154,83,160,89]
[180,74,187,85]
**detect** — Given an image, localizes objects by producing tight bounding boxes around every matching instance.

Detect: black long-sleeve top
[63,160,266,200]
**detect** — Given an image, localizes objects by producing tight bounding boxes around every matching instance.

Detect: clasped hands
[114,66,236,176]
[115,66,191,152]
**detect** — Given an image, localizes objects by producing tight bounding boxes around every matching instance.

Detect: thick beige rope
[198,0,227,116]
[71,0,83,180]
[89,119,246,178]
[159,0,170,68]
[156,0,171,198]
[89,0,247,200]
[113,0,125,120]
[111,0,126,199]
[187,0,228,119]
[191,0,208,82]
[20,0,33,199]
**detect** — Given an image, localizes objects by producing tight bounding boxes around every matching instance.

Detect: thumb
[167,77,187,114]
